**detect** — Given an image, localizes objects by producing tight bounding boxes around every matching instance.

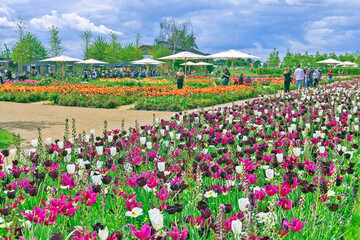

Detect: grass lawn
[344,195,360,240]
[0,129,15,149]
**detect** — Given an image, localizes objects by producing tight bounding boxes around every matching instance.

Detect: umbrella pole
[231,59,234,82]
[184,59,187,87]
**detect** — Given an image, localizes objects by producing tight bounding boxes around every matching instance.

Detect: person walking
[284,68,292,93]
[294,64,305,91]
[313,69,320,87]
[306,68,313,88]
[221,69,230,86]
[328,69,333,84]
[176,68,185,89]
[0,66,3,84]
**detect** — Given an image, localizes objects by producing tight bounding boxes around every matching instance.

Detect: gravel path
[0,94,278,146]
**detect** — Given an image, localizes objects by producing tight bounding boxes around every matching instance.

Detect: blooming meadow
[1,79,359,239]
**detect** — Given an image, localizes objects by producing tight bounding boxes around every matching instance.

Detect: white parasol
[131,58,164,77]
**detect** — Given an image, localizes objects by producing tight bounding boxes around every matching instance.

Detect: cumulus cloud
[0,17,15,28]
[29,10,122,35]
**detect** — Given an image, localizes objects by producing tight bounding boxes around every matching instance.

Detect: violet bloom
[275,197,293,210]
[129,223,156,240]
[284,217,307,232]
[166,226,188,240]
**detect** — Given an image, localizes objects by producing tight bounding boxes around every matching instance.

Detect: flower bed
[1,80,359,239]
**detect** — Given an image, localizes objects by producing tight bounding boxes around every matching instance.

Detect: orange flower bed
[139,85,254,97]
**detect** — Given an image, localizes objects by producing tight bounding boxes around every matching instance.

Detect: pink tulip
[166,226,188,240]
[155,188,170,200]
[129,223,156,240]
[82,190,99,206]
[275,197,293,210]
[264,184,279,196]
[284,217,307,232]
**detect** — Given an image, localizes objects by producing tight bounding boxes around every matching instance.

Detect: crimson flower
[129,223,156,240]
[284,217,307,232]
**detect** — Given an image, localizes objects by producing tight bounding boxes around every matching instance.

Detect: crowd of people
[292,64,331,92]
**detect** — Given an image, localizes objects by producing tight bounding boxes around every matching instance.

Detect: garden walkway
[0,94,278,146]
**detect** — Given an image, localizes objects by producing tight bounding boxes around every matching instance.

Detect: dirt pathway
[0,93,279,146]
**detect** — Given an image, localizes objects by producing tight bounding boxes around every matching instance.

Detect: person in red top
[244,76,252,86]
[328,69,333,84]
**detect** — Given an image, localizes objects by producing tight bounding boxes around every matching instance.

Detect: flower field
[1,80,359,239]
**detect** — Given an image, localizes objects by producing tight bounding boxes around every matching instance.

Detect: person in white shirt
[294,64,305,90]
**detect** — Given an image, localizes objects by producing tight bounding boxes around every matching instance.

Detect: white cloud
[0,17,15,28]
[258,0,280,3]
[0,4,16,16]
[1,0,29,5]
[29,11,122,35]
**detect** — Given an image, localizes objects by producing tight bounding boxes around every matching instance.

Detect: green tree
[48,25,64,57]
[268,48,280,68]
[253,60,261,68]
[12,31,47,64]
[81,30,92,60]
[87,36,109,61]
[105,32,122,63]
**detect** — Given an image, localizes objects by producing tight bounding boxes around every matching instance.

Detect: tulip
[140,137,146,145]
[91,174,102,185]
[148,208,164,231]
[90,129,96,135]
[110,147,117,156]
[284,217,307,232]
[146,142,152,149]
[235,165,243,174]
[98,226,109,240]
[107,135,113,142]
[238,198,250,212]
[96,146,103,155]
[265,169,274,180]
[66,164,76,174]
[57,141,64,149]
[46,138,52,145]
[275,197,293,210]
[204,190,218,198]
[231,219,242,235]
[319,146,325,154]
[293,148,301,157]
[31,139,38,147]
[157,162,165,172]
[129,223,156,240]
[276,153,283,163]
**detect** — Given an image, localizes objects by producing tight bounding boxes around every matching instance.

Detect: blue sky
[1,0,360,60]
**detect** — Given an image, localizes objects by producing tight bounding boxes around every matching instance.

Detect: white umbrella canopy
[41,55,82,62]
[180,61,197,66]
[195,62,213,66]
[131,58,164,65]
[205,49,260,78]
[316,58,342,70]
[131,58,164,77]
[77,59,108,65]
[338,61,357,67]
[159,51,206,84]
[41,55,82,78]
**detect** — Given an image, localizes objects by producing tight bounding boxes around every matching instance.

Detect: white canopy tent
[316,58,342,70]
[205,49,260,78]
[159,51,206,84]
[77,59,108,70]
[131,58,164,77]
[41,55,82,77]
[338,61,358,75]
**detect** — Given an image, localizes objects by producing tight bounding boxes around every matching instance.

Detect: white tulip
[235,166,243,174]
[355,125,359,131]
[231,219,242,235]
[108,136,113,142]
[305,123,310,129]
[66,163,76,174]
[169,132,174,139]
[148,209,164,231]
[99,226,109,240]
[146,142,152,149]
[157,162,165,172]
[46,138,52,145]
[96,146,103,155]
[140,137,146,145]
[110,147,117,156]
[9,149,16,155]
[293,148,301,157]
[276,153,283,163]
[176,134,181,140]
[163,141,169,147]
[92,174,102,185]
[84,135,90,142]
[57,141,64,149]
[90,129,96,135]
[318,146,325,154]
[160,129,165,135]
[31,139,38,147]
[238,198,250,212]
[265,169,274,180]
